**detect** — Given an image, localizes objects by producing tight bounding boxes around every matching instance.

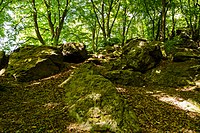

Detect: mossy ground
[0,64,200,132]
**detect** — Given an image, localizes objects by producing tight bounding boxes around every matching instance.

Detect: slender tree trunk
[160,0,166,42]
[179,0,190,28]
[101,0,107,43]
[106,0,113,40]
[188,0,194,37]
[170,0,175,39]
[92,21,96,52]
[156,16,161,40]
[122,6,127,46]
[43,0,55,43]
[144,0,155,39]
[108,1,120,40]
[32,0,45,45]
[54,0,69,45]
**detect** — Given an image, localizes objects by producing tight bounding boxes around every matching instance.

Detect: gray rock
[122,39,163,72]
[61,42,88,63]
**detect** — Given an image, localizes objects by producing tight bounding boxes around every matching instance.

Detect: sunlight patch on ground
[176,86,197,92]
[116,87,127,93]
[40,70,72,81]
[43,102,60,110]
[151,93,200,117]
[0,68,6,76]
[67,122,92,132]
[26,82,41,87]
[58,72,74,87]
[176,80,200,92]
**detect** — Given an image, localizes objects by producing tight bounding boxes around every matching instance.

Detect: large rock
[59,63,140,132]
[145,60,200,87]
[165,35,200,62]
[61,42,88,63]
[0,51,7,70]
[7,45,63,82]
[0,51,9,76]
[173,49,200,62]
[122,39,163,72]
[104,70,144,86]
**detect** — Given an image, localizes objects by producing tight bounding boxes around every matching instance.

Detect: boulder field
[0,38,200,132]
[0,38,199,87]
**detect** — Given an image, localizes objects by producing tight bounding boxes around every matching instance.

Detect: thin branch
[91,0,103,32]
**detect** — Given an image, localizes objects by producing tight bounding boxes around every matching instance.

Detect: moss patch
[59,63,140,132]
[104,70,144,86]
[145,60,200,87]
[7,45,63,81]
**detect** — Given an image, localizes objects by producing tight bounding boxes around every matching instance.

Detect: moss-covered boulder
[61,42,88,63]
[145,60,200,87]
[173,50,200,62]
[104,70,144,86]
[7,45,63,82]
[59,63,140,132]
[122,39,163,72]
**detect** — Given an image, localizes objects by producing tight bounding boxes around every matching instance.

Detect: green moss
[60,63,140,132]
[7,45,63,81]
[122,40,162,72]
[145,60,199,87]
[104,70,144,86]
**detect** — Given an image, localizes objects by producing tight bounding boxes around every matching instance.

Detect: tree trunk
[160,0,166,42]
[92,21,97,52]
[156,16,161,40]
[170,0,175,39]
[122,6,127,46]
[54,0,69,45]
[32,0,45,45]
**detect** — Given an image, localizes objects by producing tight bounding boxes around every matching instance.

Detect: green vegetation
[0,0,199,52]
[0,0,200,132]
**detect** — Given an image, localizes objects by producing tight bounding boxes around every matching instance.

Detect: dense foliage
[0,0,199,52]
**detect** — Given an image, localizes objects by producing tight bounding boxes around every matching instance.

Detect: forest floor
[0,66,200,132]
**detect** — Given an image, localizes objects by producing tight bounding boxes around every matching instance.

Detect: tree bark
[43,0,55,42]
[54,0,69,45]
[170,0,175,39]
[160,0,167,42]
[32,0,45,45]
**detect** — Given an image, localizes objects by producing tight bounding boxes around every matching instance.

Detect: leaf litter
[0,69,200,132]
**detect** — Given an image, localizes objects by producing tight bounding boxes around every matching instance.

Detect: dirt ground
[0,68,200,132]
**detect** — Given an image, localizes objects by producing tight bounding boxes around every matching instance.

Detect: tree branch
[31,0,45,45]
